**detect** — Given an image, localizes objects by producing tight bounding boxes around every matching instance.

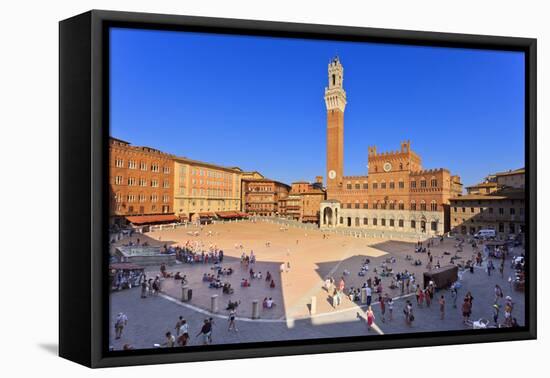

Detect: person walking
[379,294,386,323]
[140,279,147,299]
[366,306,375,331]
[339,276,345,290]
[487,259,495,276]
[386,294,393,321]
[228,309,238,332]
[462,298,472,324]
[114,312,128,340]
[178,320,189,346]
[175,316,184,336]
[450,283,458,308]
[366,285,372,306]
[465,291,474,309]
[504,301,513,327]
[492,304,500,326]
[196,319,212,345]
[425,288,431,307]
[494,284,504,305]
[404,300,414,325]
[439,295,446,320]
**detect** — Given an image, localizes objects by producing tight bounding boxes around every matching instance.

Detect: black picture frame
[59,9,537,368]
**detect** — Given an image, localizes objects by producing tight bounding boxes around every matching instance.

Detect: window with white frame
[128,160,137,169]
[115,158,124,168]
[115,176,123,185]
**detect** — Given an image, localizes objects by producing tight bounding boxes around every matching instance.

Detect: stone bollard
[310,296,317,315]
[211,294,218,313]
[181,285,190,302]
[251,300,260,319]
[361,288,367,304]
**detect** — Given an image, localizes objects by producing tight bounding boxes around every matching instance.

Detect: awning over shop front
[199,212,217,218]
[126,214,178,225]
[216,211,245,219]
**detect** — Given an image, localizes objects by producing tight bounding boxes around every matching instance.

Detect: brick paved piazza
[109,220,525,350]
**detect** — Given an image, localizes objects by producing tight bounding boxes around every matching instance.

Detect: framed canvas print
[59,10,537,368]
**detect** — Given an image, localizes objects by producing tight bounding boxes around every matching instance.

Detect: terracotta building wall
[243,180,290,216]
[109,138,174,218]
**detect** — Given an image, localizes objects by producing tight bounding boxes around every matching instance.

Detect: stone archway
[323,206,334,226]
[420,217,427,233]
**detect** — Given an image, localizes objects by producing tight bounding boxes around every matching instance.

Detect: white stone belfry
[324,56,347,112]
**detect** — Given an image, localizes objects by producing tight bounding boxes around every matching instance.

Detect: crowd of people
[109,228,525,350]
[173,241,225,265]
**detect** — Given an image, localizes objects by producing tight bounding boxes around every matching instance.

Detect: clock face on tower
[383,162,392,172]
[328,170,336,179]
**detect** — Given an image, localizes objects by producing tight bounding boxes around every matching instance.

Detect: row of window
[343,201,438,211]
[249,203,275,209]
[191,168,234,180]
[186,199,237,207]
[191,179,230,187]
[191,188,234,197]
[114,176,170,188]
[345,179,438,191]
[250,186,274,192]
[339,216,438,231]
[115,204,170,213]
[114,159,170,173]
[114,194,170,203]
[453,207,524,215]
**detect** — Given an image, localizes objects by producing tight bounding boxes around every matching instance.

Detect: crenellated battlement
[368,140,412,157]
[410,168,449,176]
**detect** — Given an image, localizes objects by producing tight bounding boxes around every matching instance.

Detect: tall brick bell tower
[324,56,347,198]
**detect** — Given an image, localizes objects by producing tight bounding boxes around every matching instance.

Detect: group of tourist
[171,240,225,265]
[140,275,162,298]
[110,268,143,291]
[240,251,256,265]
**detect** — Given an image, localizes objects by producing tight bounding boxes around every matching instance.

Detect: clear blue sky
[110,28,525,189]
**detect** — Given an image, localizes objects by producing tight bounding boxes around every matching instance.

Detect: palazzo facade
[320,57,462,237]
